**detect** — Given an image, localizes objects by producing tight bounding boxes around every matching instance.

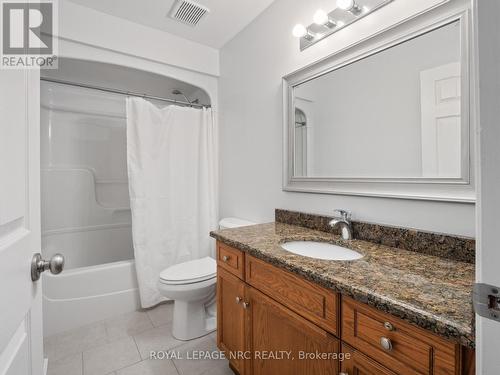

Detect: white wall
[58,1,219,76]
[219,0,475,236]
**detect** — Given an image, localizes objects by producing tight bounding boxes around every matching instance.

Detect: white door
[0,67,44,374]
[420,62,462,178]
[476,1,500,374]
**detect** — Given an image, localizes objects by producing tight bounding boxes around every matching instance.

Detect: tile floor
[44,302,234,375]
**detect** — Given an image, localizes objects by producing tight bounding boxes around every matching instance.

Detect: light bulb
[292,24,307,38]
[336,0,355,10]
[313,9,329,25]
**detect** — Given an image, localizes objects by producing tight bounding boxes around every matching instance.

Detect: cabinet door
[245,286,340,375]
[217,267,247,374]
[341,343,398,375]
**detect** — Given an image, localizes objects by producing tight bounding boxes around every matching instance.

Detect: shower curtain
[126,98,218,308]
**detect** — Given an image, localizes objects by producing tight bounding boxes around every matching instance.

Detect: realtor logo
[1,0,58,69]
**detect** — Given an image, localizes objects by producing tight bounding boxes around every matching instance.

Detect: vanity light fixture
[292,24,316,40]
[313,9,337,28]
[336,0,362,15]
[292,24,307,37]
[292,0,393,51]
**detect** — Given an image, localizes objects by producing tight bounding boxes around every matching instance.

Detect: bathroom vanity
[211,210,475,375]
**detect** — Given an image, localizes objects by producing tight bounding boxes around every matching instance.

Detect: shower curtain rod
[40,77,211,109]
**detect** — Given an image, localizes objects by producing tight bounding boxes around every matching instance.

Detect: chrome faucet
[329,209,353,240]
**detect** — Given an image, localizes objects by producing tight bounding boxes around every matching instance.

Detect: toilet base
[172,298,216,341]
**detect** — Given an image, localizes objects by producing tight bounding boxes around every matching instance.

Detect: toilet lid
[159,257,216,285]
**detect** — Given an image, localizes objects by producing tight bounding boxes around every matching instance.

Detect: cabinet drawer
[217,242,245,279]
[245,255,339,336]
[342,297,459,375]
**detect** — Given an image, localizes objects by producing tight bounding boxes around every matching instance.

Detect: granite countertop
[210,222,475,348]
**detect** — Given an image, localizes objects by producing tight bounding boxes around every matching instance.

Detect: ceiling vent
[169,0,210,27]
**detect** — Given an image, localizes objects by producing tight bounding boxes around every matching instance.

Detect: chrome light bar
[295,0,393,51]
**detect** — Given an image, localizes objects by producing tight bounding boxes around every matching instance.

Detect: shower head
[171,89,192,106]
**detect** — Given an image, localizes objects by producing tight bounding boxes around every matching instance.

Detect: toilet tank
[219,217,255,230]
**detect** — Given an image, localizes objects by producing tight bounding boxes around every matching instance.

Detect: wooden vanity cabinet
[216,241,472,375]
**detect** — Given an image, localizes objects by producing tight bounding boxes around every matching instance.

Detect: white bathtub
[43,259,140,337]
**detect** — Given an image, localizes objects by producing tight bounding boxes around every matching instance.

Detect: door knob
[31,253,65,281]
[242,301,250,309]
[222,255,230,262]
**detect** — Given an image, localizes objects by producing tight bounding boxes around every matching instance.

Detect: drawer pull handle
[380,337,393,351]
[384,321,394,331]
[235,296,242,304]
[222,255,230,262]
[242,301,250,309]
[339,373,349,375]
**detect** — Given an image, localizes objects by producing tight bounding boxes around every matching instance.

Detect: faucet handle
[334,209,351,220]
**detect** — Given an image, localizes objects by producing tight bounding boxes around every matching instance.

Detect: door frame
[29,66,44,375]
[474,0,500,373]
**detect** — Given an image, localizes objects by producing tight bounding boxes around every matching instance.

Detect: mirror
[284,15,474,202]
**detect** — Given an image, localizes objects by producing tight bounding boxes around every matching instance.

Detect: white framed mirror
[283,10,474,202]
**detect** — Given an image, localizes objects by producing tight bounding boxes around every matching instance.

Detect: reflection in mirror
[293,21,464,179]
[294,107,307,176]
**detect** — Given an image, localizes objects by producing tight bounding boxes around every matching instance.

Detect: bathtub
[43,259,140,337]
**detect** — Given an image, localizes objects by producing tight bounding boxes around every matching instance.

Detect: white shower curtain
[126,98,218,308]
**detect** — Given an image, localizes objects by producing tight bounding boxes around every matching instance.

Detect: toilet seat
[159,256,216,285]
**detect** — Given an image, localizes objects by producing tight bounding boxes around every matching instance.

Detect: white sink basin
[280,241,363,261]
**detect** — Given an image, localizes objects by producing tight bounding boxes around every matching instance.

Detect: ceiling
[67,0,276,49]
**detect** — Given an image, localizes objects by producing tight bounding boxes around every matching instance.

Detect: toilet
[158,217,255,341]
